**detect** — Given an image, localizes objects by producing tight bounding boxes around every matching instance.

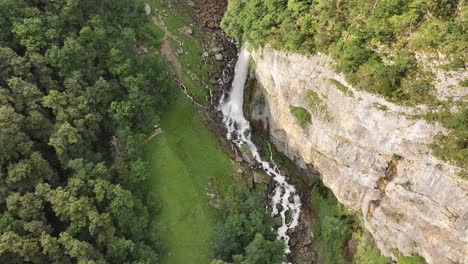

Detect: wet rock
[241,151,255,165]
[288,212,317,264]
[253,171,270,184]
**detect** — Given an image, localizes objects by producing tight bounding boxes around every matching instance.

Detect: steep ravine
[247,47,468,264]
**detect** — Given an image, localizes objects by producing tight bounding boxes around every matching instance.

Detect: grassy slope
[145,94,234,264]
[145,0,217,104]
[139,0,236,262]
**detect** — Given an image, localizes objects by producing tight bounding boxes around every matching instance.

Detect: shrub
[290,106,311,127]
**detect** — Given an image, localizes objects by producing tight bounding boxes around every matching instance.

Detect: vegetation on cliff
[222,0,466,104]
[222,0,467,173]
[0,0,168,262]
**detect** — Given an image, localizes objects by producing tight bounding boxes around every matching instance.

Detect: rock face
[249,47,468,264]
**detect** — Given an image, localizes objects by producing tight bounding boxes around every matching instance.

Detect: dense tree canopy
[0,0,168,262]
[211,187,285,264]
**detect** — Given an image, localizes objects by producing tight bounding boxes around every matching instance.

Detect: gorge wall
[248,47,468,264]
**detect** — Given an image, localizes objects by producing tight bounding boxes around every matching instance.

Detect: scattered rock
[178,26,193,35]
[236,168,243,174]
[215,53,223,61]
[134,42,149,55]
[207,21,217,29]
[209,200,222,209]
[210,47,224,53]
[176,47,184,56]
[202,51,209,57]
[187,0,195,7]
[253,171,270,184]
[144,4,151,15]
[289,211,317,264]
[241,151,256,165]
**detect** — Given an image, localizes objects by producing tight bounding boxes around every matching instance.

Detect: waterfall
[219,48,301,258]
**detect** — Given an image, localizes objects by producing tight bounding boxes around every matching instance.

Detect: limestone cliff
[248,47,468,264]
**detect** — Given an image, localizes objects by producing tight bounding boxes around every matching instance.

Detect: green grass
[330,79,354,96]
[145,94,234,264]
[373,103,389,111]
[143,0,218,105]
[392,250,427,264]
[306,91,333,122]
[290,106,312,128]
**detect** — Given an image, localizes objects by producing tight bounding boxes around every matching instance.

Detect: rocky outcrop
[249,47,468,264]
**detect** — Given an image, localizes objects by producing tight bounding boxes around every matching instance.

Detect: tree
[0,0,164,262]
[0,105,28,166]
[58,232,106,263]
[13,17,47,51]
[212,187,282,262]
[241,234,284,264]
[0,231,45,263]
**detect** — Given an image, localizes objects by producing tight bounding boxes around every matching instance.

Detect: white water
[219,48,302,256]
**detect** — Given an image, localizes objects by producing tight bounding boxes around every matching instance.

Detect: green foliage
[240,234,285,264]
[223,0,467,175]
[222,0,466,105]
[460,78,468,87]
[352,230,391,264]
[290,106,312,127]
[0,0,167,262]
[144,93,236,264]
[311,183,355,264]
[212,187,284,263]
[306,91,333,121]
[374,103,390,111]
[311,182,392,264]
[393,250,427,264]
[330,79,354,96]
[425,102,467,175]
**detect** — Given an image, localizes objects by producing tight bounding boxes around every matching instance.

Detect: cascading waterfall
[219,48,302,257]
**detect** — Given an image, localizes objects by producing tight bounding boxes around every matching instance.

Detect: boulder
[210,47,224,53]
[253,171,270,184]
[215,53,223,61]
[178,26,193,35]
[144,4,151,15]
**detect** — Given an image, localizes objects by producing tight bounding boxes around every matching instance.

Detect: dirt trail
[152,17,183,78]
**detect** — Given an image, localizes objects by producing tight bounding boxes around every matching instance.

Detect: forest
[0,0,286,263]
[0,0,168,262]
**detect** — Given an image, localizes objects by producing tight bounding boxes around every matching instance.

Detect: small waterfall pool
[219,48,302,258]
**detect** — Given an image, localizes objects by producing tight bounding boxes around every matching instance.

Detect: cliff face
[249,47,468,264]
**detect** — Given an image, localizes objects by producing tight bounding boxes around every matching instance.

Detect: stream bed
[219,48,302,258]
